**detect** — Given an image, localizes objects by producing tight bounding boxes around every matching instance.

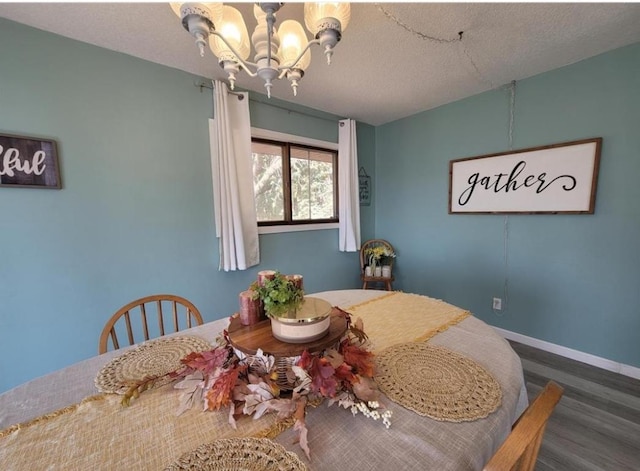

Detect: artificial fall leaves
[205,367,241,411]
[181,348,229,374]
[168,318,377,415]
[120,313,391,460]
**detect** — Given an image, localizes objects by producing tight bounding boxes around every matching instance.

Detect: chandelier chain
[509,80,516,150]
[459,41,496,89]
[496,80,516,317]
[374,4,498,90]
[374,4,460,44]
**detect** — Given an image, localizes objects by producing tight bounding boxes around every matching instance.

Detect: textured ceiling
[1,2,640,125]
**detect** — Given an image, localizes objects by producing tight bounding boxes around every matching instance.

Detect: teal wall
[2,15,637,394]
[376,42,640,368]
[0,18,372,392]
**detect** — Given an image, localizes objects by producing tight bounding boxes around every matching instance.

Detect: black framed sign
[359,166,371,206]
[0,133,61,189]
[449,138,602,214]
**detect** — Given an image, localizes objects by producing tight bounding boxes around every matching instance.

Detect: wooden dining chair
[99,294,204,354]
[483,381,564,471]
[360,239,395,290]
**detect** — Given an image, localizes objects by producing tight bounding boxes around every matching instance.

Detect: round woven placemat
[165,438,308,471]
[375,342,502,422]
[95,336,212,394]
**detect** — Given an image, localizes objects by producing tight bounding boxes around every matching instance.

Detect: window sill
[258,223,339,234]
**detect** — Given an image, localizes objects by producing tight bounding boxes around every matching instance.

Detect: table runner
[346,291,470,352]
[0,383,281,470]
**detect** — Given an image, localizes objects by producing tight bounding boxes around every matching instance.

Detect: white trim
[251,127,338,150]
[493,327,640,380]
[620,364,640,379]
[258,223,338,234]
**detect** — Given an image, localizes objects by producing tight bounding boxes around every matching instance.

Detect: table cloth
[0,290,528,470]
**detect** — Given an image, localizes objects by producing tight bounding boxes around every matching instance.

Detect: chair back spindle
[99,294,203,354]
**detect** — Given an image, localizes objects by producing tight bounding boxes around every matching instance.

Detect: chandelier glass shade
[170,2,351,97]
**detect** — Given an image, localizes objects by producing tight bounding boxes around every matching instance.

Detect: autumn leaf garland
[121,309,392,460]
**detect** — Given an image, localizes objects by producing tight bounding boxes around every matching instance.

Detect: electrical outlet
[492,297,502,310]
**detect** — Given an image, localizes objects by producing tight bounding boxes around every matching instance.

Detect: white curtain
[338,119,361,252]
[209,80,260,271]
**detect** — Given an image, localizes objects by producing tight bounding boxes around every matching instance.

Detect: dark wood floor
[508,341,640,471]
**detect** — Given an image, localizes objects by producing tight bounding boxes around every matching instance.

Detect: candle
[257,270,277,286]
[286,274,304,290]
[239,290,260,326]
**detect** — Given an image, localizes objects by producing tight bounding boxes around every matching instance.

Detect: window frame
[251,128,339,232]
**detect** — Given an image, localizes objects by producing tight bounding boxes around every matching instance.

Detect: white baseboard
[493,327,640,381]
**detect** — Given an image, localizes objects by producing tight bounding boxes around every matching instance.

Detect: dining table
[0,289,528,470]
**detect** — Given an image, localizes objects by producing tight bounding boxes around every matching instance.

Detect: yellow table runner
[0,385,280,471]
[346,292,470,352]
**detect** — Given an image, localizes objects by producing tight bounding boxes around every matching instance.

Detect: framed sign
[359,166,371,206]
[449,138,601,214]
[0,133,61,189]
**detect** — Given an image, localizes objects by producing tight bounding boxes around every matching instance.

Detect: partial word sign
[0,133,61,189]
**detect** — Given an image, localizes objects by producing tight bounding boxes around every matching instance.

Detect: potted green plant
[252,272,304,318]
[365,245,396,277]
[252,272,331,343]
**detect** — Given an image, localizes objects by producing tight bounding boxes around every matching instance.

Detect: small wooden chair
[99,294,203,354]
[483,381,564,471]
[360,239,395,291]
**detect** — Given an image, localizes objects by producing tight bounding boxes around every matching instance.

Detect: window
[251,138,338,226]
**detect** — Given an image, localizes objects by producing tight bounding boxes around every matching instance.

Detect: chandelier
[170,3,351,97]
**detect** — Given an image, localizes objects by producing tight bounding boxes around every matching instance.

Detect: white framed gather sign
[449,138,602,214]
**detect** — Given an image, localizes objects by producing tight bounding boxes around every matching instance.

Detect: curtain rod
[195,81,244,100]
[194,81,341,123]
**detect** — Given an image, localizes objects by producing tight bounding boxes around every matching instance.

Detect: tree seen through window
[251,139,337,225]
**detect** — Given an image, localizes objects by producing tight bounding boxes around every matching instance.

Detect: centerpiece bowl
[270,296,332,343]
